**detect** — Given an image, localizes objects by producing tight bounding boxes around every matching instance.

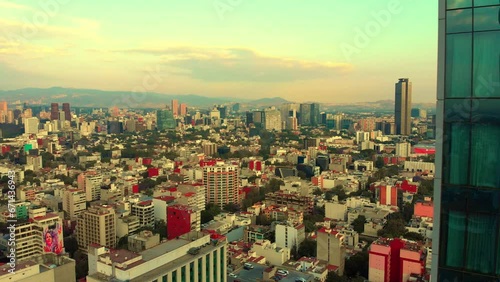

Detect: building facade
[203,164,240,209]
[432,1,500,281]
[76,205,116,252]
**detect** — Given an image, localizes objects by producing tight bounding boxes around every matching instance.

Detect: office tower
[87,231,227,282]
[23,108,33,118]
[395,78,412,135]
[245,111,254,127]
[50,103,59,120]
[77,171,103,202]
[264,107,281,131]
[369,238,427,282]
[433,1,500,281]
[299,103,312,126]
[156,109,176,130]
[280,103,300,123]
[0,101,7,123]
[0,101,7,113]
[58,110,66,122]
[76,205,116,252]
[24,117,39,134]
[180,103,187,116]
[62,102,71,121]
[171,99,179,116]
[317,227,346,276]
[203,164,239,209]
[217,105,227,119]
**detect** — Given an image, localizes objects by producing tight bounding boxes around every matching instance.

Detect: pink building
[414,199,434,218]
[369,238,427,282]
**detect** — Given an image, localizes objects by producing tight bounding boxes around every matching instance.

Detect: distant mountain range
[0,87,434,111]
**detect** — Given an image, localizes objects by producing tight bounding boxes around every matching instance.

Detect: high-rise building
[24,117,39,134]
[171,99,179,116]
[76,205,116,252]
[275,222,305,251]
[316,227,346,276]
[203,142,217,156]
[395,142,412,158]
[432,1,500,281]
[131,200,155,228]
[395,78,412,135]
[180,103,187,116]
[299,103,312,126]
[156,109,176,130]
[264,107,281,131]
[203,164,239,209]
[50,103,59,120]
[62,102,71,121]
[0,101,7,113]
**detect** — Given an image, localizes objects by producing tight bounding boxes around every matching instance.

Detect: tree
[326,272,348,282]
[351,215,366,234]
[403,231,425,242]
[201,203,222,224]
[344,251,369,278]
[154,219,167,240]
[223,203,240,213]
[313,188,323,196]
[377,213,407,238]
[297,238,317,258]
[375,157,385,169]
[117,236,129,249]
[63,236,78,258]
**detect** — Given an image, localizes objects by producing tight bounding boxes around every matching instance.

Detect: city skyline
[0,1,438,103]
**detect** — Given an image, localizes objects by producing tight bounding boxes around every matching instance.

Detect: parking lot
[228,262,314,282]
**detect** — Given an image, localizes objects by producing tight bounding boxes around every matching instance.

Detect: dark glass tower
[433,0,500,281]
[50,103,59,120]
[395,78,412,135]
[157,109,176,130]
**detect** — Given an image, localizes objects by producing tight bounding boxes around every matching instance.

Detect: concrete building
[325,201,347,221]
[116,215,140,238]
[128,230,160,252]
[87,231,227,282]
[76,205,116,252]
[63,189,87,220]
[0,253,75,282]
[202,142,217,156]
[78,171,103,202]
[24,117,39,134]
[353,160,374,171]
[275,222,305,251]
[395,142,412,158]
[316,227,346,276]
[250,239,290,267]
[403,161,435,173]
[131,200,155,228]
[264,107,281,131]
[26,155,42,171]
[167,204,200,239]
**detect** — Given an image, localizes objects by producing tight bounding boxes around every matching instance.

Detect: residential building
[325,201,347,221]
[26,155,42,171]
[316,227,346,276]
[116,215,140,238]
[250,239,290,266]
[78,171,103,202]
[395,78,412,135]
[167,204,200,239]
[203,164,240,209]
[76,205,116,252]
[433,1,500,280]
[24,117,39,134]
[131,200,155,228]
[395,142,412,158]
[63,189,87,220]
[369,238,427,282]
[275,222,305,250]
[86,231,227,282]
[50,103,59,120]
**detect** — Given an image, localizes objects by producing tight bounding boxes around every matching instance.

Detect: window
[473,31,500,97]
[470,124,500,188]
[443,123,470,185]
[446,34,472,98]
[474,0,500,7]
[447,9,473,33]
[447,0,472,9]
[474,6,500,31]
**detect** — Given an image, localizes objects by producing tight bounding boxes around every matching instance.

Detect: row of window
[447,6,500,33]
[447,0,500,9]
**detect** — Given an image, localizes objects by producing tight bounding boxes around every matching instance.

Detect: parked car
[243,263,254,269]
[229,273,238,278]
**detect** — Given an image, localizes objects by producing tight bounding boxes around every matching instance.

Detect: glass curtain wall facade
[433,0,500,281]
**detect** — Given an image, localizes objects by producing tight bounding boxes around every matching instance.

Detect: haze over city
[1,0,437,103]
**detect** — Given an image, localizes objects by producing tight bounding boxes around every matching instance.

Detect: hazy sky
[0,0,438,103]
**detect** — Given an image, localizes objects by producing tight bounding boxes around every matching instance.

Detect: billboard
[43,223,64,254]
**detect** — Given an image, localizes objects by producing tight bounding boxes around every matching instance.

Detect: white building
[24,117,40,134]
[275,222,305,250]
[325,201,347,221]
[86,231,227,282]
[264,107,281,132]
[396,142,412,158]
[250,239,290,267]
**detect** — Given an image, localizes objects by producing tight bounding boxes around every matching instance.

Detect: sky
[0,0,438,103]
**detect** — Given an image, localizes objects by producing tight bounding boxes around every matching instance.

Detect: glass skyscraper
[157,109,176,130]
[433,0,500,281]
